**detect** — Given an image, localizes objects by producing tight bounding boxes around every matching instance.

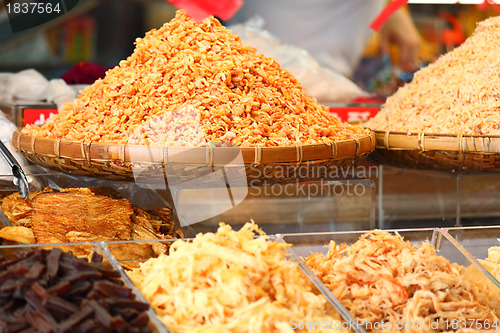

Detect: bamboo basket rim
[12,130,376,166]
[374,130,500,154]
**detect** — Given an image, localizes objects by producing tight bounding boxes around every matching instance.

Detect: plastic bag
[229,17,367,104]
[0,73,14,102]
[1,69,76,109]
[39,78,76,109]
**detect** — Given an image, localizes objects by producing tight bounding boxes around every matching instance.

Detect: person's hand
[380,9,422,72]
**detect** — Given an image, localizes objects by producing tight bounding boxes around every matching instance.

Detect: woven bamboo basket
[12,130,375,186]
[370,131,500,172]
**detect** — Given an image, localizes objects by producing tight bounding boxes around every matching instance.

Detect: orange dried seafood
[23,10,368,147]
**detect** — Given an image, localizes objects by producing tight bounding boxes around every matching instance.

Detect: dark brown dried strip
[92,281,132,298]
[57,303,94,333]
[25,261,46,280]
[0,249,151,332]
[46,281,71,296]
[106,297,151,311]
[46,294,79,315]
[25,307,58,333]
[46,248,62,279]
[87,299,113,328]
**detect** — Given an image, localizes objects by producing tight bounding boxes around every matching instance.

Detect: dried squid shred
[364,16,500,136]
[305,230,499,332]
[128,223,348,333]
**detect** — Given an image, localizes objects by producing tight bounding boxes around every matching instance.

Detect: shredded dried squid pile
[305,230,499,333]
[128,223,348,333]
[23,10,367,147]
[464,242,500,319]
[364,15,500,136]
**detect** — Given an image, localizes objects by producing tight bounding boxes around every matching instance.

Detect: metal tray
[278,228,500,330]
[0,241,165,333]
[102,235,363,333]
[442,226,500,286]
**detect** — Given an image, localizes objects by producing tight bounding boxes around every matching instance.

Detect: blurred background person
[229,0,422,78]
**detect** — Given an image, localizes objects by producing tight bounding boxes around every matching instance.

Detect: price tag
[23,108,58,126]
[329,106,379,123]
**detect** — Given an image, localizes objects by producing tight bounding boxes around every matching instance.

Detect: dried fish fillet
[0,188,181,263]
[0,225,35,244]
[0,192,32,223]
[31,188,133,244]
